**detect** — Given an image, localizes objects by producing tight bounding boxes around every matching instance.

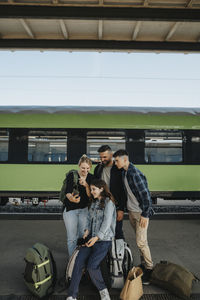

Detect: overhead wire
[0,75,200,81]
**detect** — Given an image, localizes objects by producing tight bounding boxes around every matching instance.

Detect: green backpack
[59,170,79,204]
[24,243,57,298]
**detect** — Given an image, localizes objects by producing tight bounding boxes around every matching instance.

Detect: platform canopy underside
[1,1,200,52]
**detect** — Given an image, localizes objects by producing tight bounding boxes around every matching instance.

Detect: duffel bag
[150,260,195,300]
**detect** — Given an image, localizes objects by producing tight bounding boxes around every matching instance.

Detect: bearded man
[94,145,126,239]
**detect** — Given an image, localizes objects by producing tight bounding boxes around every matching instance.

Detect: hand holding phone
[70,192,80,203]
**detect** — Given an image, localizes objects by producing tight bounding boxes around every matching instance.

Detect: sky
[0,51,200,108]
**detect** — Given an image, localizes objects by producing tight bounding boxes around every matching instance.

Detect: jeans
[63,207,88,257]
[68,241,111,299]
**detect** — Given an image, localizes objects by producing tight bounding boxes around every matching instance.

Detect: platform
[0,218,199,299]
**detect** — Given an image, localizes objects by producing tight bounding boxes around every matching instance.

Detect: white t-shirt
[124,172,142,213]
[101,166,112,189]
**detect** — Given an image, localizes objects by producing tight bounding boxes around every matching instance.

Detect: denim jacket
[122,163,154,218]
[85,198,116,241]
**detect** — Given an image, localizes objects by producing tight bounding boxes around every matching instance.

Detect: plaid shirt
[122,163,154,218]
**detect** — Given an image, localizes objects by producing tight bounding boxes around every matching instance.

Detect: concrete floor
[0,218,200,297]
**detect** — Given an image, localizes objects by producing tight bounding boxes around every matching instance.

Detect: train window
[87,131,125,162]
[191,137,200,143]
[0,130,9,162]
[145,130,183,163]
[28,130,67,162]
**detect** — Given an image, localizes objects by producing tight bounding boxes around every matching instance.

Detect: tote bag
[120,267,143,300]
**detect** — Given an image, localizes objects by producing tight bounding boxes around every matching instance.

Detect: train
[0,106,200,206]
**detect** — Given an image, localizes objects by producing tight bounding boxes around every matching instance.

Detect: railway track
[0,204,199,220]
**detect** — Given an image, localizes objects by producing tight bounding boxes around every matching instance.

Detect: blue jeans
[68,241,112,298]
[63,207,88,257]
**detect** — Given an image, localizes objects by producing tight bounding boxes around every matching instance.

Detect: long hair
[90,178,115,208]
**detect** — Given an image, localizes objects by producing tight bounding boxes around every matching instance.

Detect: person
[63,154,93,257]
[94,145,126,239]
[66,178,116,300]
[113,149,154,285]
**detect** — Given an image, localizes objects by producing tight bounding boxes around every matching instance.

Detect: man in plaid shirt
[113,149,154,285]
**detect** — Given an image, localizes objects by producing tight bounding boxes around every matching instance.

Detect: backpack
[65,239,133,290]
[59,170,79,204]
[66,246,80,286]
[24,243,57,299]
[110,239,133,289]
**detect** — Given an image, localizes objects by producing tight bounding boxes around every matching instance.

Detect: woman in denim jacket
[66,178,116,300]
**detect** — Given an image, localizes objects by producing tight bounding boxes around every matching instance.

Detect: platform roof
[1,1,200,52]
[0,106,200,116]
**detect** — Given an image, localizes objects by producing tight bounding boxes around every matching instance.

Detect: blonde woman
[63,155,93,257]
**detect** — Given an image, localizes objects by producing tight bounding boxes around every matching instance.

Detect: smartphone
[73,190,79,197]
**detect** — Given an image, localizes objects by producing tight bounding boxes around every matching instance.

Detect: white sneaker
[99,288,111,300]
[66,297,77,300]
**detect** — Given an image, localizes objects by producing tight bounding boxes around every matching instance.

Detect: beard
[102,159,112,166]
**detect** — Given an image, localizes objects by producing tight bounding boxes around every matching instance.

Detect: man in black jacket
[94,145,126,239]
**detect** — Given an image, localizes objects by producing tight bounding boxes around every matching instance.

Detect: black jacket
[64,172,94,211]
[94,163,126,211]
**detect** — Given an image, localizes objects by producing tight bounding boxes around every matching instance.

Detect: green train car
[0,106,200,205]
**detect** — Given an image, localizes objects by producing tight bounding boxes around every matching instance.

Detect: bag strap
[66,246,80,275]
[111,239,123,275]
[124,244,133,265]
[114,239,122,268]
[72,170,79,190]
[32,246,48,276]
[34,275,52,289]
[66,170,79,191]
[36,260,50,269]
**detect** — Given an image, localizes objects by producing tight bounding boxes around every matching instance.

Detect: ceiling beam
[1,5,200,22]
[165,22,180,41]
[132,21,141,40]
[186,0,194,7]
[98,20,103,40]
[19,19,35,39]
[59,20,68,39]
[1,39,200,52]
